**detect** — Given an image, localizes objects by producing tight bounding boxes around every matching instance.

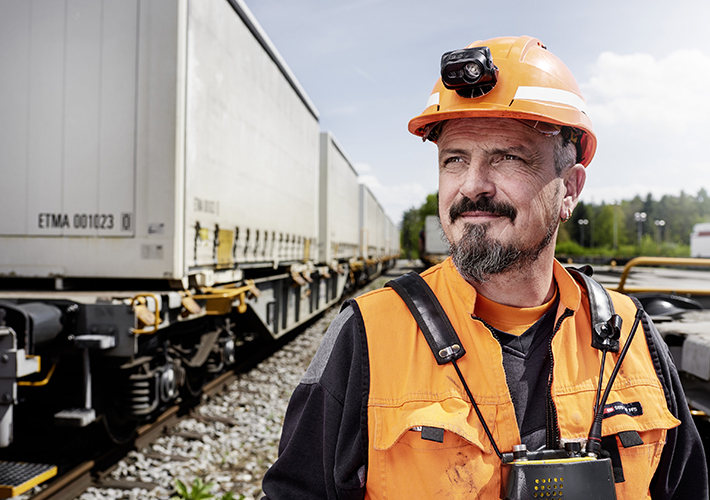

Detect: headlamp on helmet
[440,47,498,98]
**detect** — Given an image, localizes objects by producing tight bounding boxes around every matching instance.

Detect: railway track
[25,369,242,500]
[21,319,309,500]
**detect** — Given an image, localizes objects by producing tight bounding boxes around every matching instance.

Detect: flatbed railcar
[0,0,397,496]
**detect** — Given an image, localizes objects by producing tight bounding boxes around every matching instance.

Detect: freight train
[418,215,449,268]
[0,0,398,495]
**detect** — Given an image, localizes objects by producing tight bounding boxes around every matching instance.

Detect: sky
[242,0,710,224]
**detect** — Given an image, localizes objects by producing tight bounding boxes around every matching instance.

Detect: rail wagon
[357,184,391,281]
[0,0,398,495]
[318,132,361,266]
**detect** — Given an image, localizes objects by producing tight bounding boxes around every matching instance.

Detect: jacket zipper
[546,308,574,450]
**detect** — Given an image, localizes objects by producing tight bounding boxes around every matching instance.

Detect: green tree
[400,193,438,259]
[420,193,438,217]
[570,202,591,247]
[400,207,420,259]
[405,188,705,259]
[697,188,710,221]
[592,204,615,249]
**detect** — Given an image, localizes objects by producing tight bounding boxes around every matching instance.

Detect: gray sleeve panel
[262,299,368,499]
[301,306,355,385]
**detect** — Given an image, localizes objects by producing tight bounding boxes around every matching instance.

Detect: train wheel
[94,363,141,444]
[102,410,139,445]
[182,366,207,398]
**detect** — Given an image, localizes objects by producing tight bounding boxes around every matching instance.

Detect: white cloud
[580,183,690,205]
[353,162,371,174]
[579,48,710,205]
[358,173,428,224]
[582,49,710,134]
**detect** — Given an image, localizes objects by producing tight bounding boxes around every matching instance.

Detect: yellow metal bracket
[303,238,311,262]
[180,291,204,316]
[290,271,306,286]
[131,293,162,334]
[18,362,55,387]
[193,280,260,315]
[613,256,710,295]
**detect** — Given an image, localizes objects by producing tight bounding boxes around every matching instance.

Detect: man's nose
[459,161,496,201]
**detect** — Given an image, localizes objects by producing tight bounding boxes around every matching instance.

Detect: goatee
[449,220,557,283]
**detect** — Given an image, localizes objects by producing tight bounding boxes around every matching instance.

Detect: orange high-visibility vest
[356,258,679,499]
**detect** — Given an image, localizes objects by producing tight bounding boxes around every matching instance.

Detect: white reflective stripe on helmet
[426,92,440,108]
[513,86,587,114]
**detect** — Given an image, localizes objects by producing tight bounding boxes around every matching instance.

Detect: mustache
[448,196,517,224]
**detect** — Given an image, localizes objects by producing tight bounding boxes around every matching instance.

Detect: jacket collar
[552,260,582,313]
[439,257,583,315]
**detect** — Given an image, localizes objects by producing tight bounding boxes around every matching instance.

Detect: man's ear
[560,164,586,219]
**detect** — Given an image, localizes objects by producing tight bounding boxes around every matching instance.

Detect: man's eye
[443,157,464,166]
[503,154,521,161]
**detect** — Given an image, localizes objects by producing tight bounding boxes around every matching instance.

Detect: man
[262,36,707,499]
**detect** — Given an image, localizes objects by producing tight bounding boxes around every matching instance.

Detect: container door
[0,0,138,238]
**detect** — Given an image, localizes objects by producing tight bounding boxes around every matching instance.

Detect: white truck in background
[419,215,449,267]
[691,223,710,258]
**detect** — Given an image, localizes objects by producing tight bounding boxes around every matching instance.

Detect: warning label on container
[141,244,164,260]
[193,197,220,215]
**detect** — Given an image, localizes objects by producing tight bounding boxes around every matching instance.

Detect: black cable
[586,308,644,455]
[594,350,607,415]
[451,358,504,460]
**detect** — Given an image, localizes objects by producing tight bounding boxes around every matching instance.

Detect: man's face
[437,117,566,282]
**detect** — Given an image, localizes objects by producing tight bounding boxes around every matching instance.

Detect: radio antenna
[586,308,644,456]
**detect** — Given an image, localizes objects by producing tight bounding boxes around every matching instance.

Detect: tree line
[400,189,710,259]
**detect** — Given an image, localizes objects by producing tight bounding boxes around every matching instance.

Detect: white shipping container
[318,132,360,263]
[359,184,386,259]
[0,0,319,283]
[387,218,401,256]
[376,209,386,257]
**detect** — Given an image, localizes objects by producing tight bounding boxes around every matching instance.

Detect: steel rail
[26,368,248,500]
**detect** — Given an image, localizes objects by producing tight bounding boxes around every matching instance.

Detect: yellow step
[0,461,57,498]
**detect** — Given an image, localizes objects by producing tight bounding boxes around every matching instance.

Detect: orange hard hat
[408,36,596,166]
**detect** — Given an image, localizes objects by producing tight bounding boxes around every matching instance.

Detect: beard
[447,197,559,283]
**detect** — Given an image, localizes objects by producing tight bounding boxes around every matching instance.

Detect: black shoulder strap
[567,265,622,353]
[385,271,465,365]
[387,266,622,363]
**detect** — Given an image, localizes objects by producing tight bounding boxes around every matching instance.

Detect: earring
[561,211,570,223]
